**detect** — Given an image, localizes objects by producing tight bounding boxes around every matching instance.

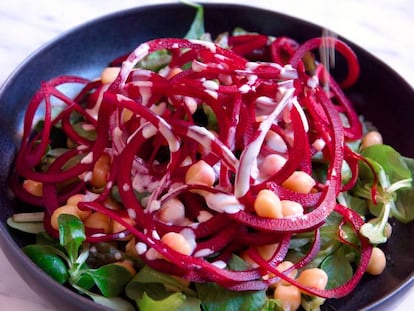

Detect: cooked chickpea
[281,200,304,217]
[240,251,259,268]
[84,212,111,234]
[273,284,301,311]
[101,67,120,84]
[103,195,121,210]
[121,108,134,123]
[257,243,279,261]
[185,160,216,187]
[22,179,43,197]
[265,131,288,153]
[66,193,85,206]
[51,204,91,230]
[91,154,111,188]
[259,154,287,178]
[166,66,183,79]
[361,131,383,149]
[125,237,139,257]
[112,216,135,235]
[157,197,186,225]
[276,261,298,283]
[282,171,316,194]
[254,189,283,219]
[366,247,386,275]
[296,268,328,291]
[161,232,193,256]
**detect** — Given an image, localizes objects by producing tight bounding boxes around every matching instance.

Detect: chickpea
[112,216,135,235]
[281,200,304,217]
[91,153,111,188]
[259,154,287,178]
[157,197,186,225]
[276,261,298,285]
[166,66,183,79]
[66,193,85,206]
[366,247,386,275]
[296,268,328,291]
[103,195,122,210]
[239,251,259,268]
[257,243,279,261]
[22,179,43,197]
[273,284,301,311]
[361,131,383,149]
[100,67,120,84]
[254,189,283,219]
[121,108,134,123]
[265,131,288,153]
[282,171,316,194]
[185,160,216,187]
[161,232,193,256]
[84,212,111,234]
[125,237,139,257]
[50,204,91,230]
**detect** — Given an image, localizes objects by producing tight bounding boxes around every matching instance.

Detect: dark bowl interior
[1,3,413,311]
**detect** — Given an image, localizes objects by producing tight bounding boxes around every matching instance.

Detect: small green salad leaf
[196,255,267,311]
[58,214,86,264]
[23,244,69,284]
[126,265,199,311]
[23,214,135,310]
[137,292,187,311]
[86,263,134,297]
[354,144,413,243]
[183,1,205,40]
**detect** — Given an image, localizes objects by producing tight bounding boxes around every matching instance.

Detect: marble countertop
[0,0,413,310]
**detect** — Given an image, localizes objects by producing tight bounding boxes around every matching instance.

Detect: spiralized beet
[12,33,374,300]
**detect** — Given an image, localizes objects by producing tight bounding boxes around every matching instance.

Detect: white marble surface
[0,0,413,310]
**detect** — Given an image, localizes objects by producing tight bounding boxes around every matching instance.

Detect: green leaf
[392,157,414,223]
[355,146,414,243]
[260,299,283,311]
[73,271,95,290]
[394,187,414,223]
[36,231,61,246]
[227,254,251,271]
[196,282,266,311]
[301,295,326,311]
[360,215,389,244]
[87,263,134,297]
[58,214,86,264]
[23,244,69,284]
[360,144,411,183]
[80,288,135,311]
[202,103,219,132]
[137,50,172,72]
[126,265,197,299]
[338,192,369,216]
[176,296,202,311]
[138,292,187,311]
[72,122,97,141]
[7,217,44,234]
[320,247,353,289]
[183,1,205,39]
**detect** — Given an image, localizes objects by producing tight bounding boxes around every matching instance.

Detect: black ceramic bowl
[0,3,413,311]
